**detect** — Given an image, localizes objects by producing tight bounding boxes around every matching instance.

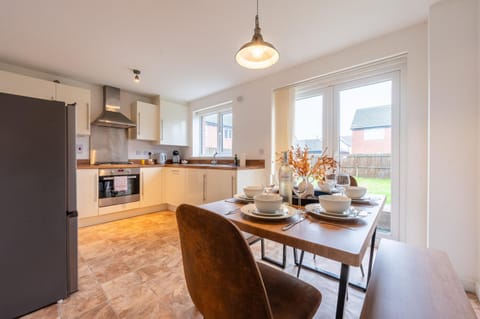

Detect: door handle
[203,174,206,201]
[141,171,145,198]
[87,102,90,131]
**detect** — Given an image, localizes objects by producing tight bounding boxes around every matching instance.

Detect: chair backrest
[176,204,273,319]
[350,175,358,186]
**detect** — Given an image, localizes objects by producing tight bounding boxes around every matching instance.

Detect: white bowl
[345,186,367,199]
[254,194,283,213]
[318,195,351,213]
[243,186,264,198]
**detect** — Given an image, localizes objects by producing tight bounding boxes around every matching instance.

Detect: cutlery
[282,215,306,231]
[225,208,240,215]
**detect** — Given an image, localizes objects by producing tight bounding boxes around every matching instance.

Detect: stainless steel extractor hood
[92,86,136,128]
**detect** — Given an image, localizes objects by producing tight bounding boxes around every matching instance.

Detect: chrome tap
[211,152,218,165]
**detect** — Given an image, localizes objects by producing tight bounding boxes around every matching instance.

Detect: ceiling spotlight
[235,0,279,69]
[133,69,141,83]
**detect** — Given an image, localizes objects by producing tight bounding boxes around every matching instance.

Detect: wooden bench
[360,239,476,319]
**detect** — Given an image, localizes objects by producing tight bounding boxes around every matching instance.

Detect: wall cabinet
[0,70,56,101]
[141,167,163,207]
[0,70,92,136]
[155,98,188,146]
[131,101,159,141]
[77,169,99,218]
[163,167,186,207]
[56,83,91,136]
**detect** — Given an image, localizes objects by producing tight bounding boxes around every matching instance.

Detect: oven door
[98,174,140,207]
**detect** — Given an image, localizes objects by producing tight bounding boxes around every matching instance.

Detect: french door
[293,70,400,239]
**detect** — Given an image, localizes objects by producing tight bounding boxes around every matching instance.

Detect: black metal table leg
[261,239,286,268]
[336,264,350,319]
[366,227,377,286]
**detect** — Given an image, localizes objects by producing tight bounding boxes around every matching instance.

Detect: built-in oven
[98,167,140,207]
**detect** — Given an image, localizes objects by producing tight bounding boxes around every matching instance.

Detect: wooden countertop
[77,163,264,171]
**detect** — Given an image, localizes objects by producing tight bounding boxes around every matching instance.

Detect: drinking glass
[325,172,337,192]
[292,174,308,207]
[336,172,350,196]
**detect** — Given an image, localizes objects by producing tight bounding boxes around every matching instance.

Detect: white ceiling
[0,0,430,102]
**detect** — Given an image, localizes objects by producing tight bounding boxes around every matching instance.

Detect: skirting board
[79,203,169,227]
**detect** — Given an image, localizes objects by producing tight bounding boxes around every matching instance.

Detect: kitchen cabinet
[131,101,159,141]
[141,167,163,207]
[77,169,99,218]
[0,70,92,135]
[185,169,206,205]
[0,69,55,100]
[163,167,186,207]
[236,169,266,193]
[185,169,236,204]
[155,97,188,146]
[56,83,91,136]
[206,169,236,202]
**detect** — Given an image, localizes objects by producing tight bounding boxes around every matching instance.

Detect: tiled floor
[23,211,480,319]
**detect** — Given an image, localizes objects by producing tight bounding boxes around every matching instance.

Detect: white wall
[428,0,479,291]
[190,23,429,247]
[0,62,186,161]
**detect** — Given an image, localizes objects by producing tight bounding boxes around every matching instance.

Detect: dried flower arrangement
[287,145,337,184]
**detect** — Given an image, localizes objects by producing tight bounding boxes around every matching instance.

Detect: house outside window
[194,102,233,156]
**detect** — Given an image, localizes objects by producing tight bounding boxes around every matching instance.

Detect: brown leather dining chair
[176,204,322,319]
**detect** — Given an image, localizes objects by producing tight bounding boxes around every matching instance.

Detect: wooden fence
[341,154,391,178]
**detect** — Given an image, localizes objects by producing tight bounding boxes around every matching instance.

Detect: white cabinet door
[163,168,185,207]
[185,169,207,205]
[131,101,159,141]
[206,170,235,202]
[159,99,188,146]
[0,70,56,100]
[56,83,91,136]
[77,169,99,218]
[141,167,163,207]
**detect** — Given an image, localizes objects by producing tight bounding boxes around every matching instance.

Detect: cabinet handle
[203,174,206,201]
[160,120,164,141]
[231,176,235,197]
[87,103,90,131]
[138,112,141,136]
[94,173,98,202]
[141,172,144,197]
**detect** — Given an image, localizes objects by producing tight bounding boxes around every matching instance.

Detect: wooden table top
[201,196,385,267]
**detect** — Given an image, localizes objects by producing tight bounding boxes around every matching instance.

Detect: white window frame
[290,56,405,241]
[193,101,233,157]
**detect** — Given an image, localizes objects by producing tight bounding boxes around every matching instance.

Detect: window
[286,58,403,240]
[194,102,233,156]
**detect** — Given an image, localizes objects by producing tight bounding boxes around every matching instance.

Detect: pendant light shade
[236,2,279,69]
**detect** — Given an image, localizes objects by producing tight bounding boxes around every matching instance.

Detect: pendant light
[235,0,279,69]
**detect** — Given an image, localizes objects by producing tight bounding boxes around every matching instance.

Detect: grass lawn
[355,177,391,204]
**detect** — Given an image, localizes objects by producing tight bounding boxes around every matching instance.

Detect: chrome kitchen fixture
[133,69,141,83]
[235,0,279,69]
[92,86,136,128]
[98,167,140,207]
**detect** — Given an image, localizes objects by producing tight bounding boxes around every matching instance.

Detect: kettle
[159,152,167,164]
[172,150,180,164]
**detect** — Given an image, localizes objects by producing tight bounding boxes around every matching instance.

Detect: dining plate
[234,193,254,202]
[241,204,296,220]
[304,203,362,221]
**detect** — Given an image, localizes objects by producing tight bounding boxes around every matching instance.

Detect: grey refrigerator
[0,92,78,318]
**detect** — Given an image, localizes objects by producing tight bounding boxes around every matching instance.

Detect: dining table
[200,195,386,319]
